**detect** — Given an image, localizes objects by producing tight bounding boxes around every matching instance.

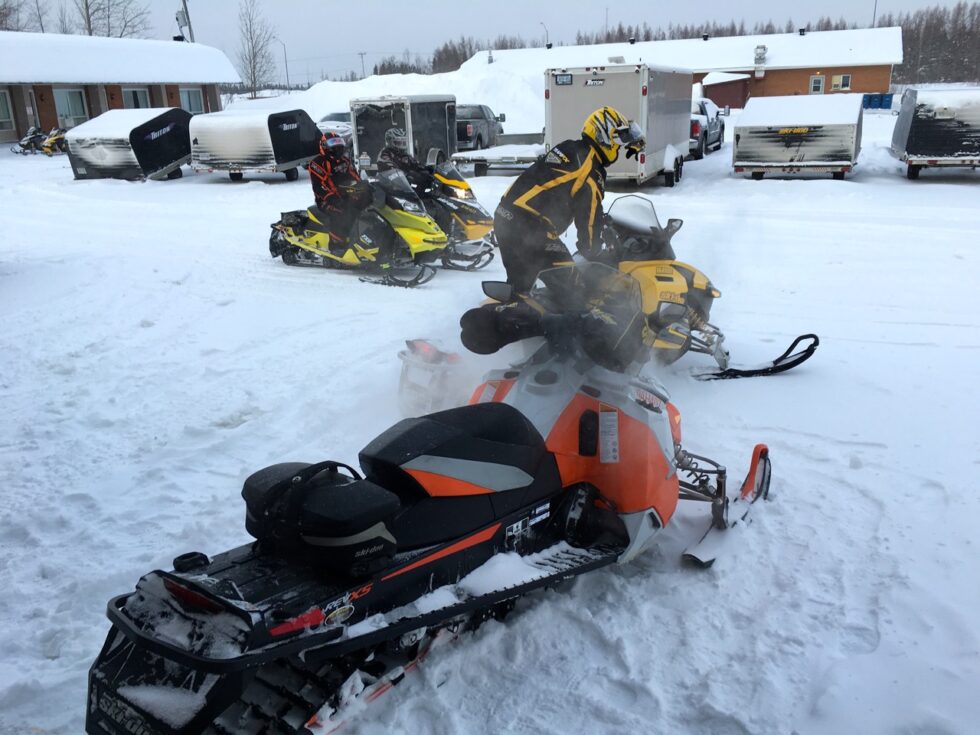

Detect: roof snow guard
[0,31,240,85]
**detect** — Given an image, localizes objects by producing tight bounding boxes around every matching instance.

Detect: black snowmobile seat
[358,403,563,549]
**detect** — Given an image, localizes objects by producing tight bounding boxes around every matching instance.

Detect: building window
[179,87,204,114]
[54,88,89,128]
[831,74,852,91]
[122,87,150,108]
[0,90,13,131]
[809,75,825,94]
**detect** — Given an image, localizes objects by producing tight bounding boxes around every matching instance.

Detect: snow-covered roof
[702,72,751,85]
[64,108,181,139]
[913,87,980,108]
[464,27,903,75]
[736,93,865,127]
[0,31,240,84]
[351,94,456,105]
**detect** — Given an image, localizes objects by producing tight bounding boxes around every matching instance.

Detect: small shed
[733,93,864,179]
[190,109,320,181]
[65,107,192,181]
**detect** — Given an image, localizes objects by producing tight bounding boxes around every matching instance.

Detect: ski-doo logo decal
[382,524,501,581]
[97,692,154,735]
[633,388,664,413]
[585,78,605,87]
[355,543,385,558]
[326,604,355,624]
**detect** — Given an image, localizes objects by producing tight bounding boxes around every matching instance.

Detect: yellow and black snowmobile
[419,161,495,270]
[269,169,448,287]
[603,195,818,379]
[41,127,68,156]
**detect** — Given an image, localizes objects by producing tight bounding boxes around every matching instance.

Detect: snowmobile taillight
[163,578,224,614]
[666,402,682,445]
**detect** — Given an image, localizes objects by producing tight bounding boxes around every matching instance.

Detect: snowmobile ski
[358,264,437,288]
[440,240,495,271]
[693,334,819,381]
[683,444,771,567]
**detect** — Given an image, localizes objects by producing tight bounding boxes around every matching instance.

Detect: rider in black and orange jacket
[493,107,646,293]
[309,132,367,241]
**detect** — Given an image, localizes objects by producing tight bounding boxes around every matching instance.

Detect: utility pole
[872,0,879,26]
[181,0,195,42]
[540,21,549,47]
[358,52,367,79]
[605,7,608,39]
[274,37,290,88]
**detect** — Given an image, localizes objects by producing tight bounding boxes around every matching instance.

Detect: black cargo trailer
[350,95,456,174]
[891,88,980,179]
[190,109,320,181]
[65,108,192,181]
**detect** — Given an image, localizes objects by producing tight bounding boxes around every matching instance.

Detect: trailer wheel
[474,162,489,177]
[751,172,764,181]
[284,167,299,182]
[832,171,846,181]
[664,170,675,188]
[229,172,244,182]
[167,167,183,180]
[906,165,921,180]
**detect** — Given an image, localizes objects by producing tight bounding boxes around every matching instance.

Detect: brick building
[0,31,240,144]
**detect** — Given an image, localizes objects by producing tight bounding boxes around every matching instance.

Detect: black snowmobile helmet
[320,131,346,157]
[385,127,408,151]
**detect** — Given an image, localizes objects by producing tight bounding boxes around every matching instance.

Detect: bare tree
[236,0,276,99]
[1,0,33,29]
[55,0,72,32]
[70,0,148,37]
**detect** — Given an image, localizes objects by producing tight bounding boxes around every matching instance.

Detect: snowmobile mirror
[666,219,683,238]
[482,281,513,303]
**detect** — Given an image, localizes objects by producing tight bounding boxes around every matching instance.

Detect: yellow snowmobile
[603,195,817,379]
[269,169,448,287]
[41,127,68,156]
[420,162,495,270]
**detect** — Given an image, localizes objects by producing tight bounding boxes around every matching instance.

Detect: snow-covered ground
[1,111,979,734]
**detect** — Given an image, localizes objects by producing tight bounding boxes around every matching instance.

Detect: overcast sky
[150,0,958,86]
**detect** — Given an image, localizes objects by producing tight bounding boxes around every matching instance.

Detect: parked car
[456,104,505,150]
[690,98,724,159]
[316,111,353,148]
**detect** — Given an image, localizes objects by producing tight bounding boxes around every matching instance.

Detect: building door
[54,88,89,128]
[122,88,150,108]
[0,90,14,135]
[809,75,825,94]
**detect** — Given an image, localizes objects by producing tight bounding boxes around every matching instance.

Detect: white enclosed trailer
[545,64,692,186]
[733,93,864,180]
[190,109,320,182]
[350,95,457,174]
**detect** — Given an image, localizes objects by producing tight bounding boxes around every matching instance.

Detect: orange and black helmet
[320,131,346,157]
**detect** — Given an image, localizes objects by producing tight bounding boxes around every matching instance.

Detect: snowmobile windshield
[375,168,426,213]
[535,262,647,371]
[433,162,473,198]
[605,195,663,234]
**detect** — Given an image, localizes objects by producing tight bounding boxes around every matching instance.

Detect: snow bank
[702,71,750,85]
[736,93,864,127]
